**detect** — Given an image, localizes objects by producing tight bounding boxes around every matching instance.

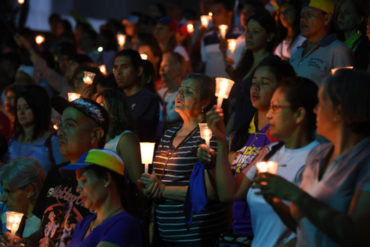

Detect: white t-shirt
[247,141,319,247]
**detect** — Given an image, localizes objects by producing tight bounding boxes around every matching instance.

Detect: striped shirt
[154,126,227,243]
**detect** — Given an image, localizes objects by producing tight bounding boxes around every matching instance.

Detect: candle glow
[140,142,155,173]
[200,15,209,28]
[140,53,148,60]
[68,92,81,102]
[83,71,95,85]
[331,66,353,75]
[219,25,228,39]
[18,0,25,5]
[199,123,212,148]
[215,77,235,108]
[35,35,45,45]
[228,39,237,54]
[117,34,126,50]
[256,161,278,174]
[187,23,194,34]
[6,211,24,244]
[99,65,107,75]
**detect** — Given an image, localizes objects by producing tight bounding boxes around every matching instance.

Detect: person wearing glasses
[204,76,319,246]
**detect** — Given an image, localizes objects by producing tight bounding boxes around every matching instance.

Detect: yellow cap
[307,0,334,14]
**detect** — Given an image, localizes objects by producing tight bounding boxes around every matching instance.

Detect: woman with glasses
[205,76,319,246]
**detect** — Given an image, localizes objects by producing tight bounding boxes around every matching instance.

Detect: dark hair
[115,49,142,71]
[213,0,234,12]
[95,89,134,140]
[336,0,367,34]
[230,57,295,152]
[14,85,51,140]
[137,32,162,58]
[323,69,370,136]
[279,77,318,135]
[233,8,277,81]
[182,73,216,113]
[275,0,302,50]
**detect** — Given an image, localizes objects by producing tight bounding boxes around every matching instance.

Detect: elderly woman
[65,149,142,247]
[0,158,46,238]
[254,69,370,246]
[140,74,227,246]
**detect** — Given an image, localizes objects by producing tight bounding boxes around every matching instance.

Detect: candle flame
[140,53,148,60]
[228,39,237,54]
[35,35,45,45]
[201,15,209,27]
[219,25,228,39]
[68,92,81,102]
[187,23,194,34]
[99,65,107,75]
[18,0,25,4]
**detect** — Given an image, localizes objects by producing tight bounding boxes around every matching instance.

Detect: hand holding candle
[199,123,212,148]
[140,142,155,173]
[215,77,234,108]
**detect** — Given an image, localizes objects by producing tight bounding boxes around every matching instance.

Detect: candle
[199,123,212,148]
[186,23,194,34]
[99,65,107,76]
[117,34,126,51]
[18,0,25,5]
[140,142,155,173]
[331,66,353,75]
[67,92,81,102]
[215,77,235,108]
[218,25,228,39]
[228,39,237,55]
[208,12,213,17]
[256,161,278,174]
[200,15,209,28]
[97,46,104,53]
[83,71,95,85]
[53,124,59,130]
[6,211,24,244]
[35,35,45,45]
[140,53,148,60]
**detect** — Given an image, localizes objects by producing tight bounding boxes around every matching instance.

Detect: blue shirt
[68,211,142,247]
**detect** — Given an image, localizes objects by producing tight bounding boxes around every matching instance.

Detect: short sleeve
[355,156,370,193]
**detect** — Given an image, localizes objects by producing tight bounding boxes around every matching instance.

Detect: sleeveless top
[104,130,134,152]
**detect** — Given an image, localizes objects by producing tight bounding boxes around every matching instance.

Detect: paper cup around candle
[215,77,234,108]
[117,34,126,50]
[201,15,209,27]
[330,66,353,75]
[199,123,212,148]
[256,161,278,174]
[140,53,148,60]
[18,0,25,4]
[187,23,194,34]
[6,211,24,243]
[218,25,228,39]
[140,142,155,173]
[35,35,45,45]
[99,65,107,76]
[83,71,96,85]
[228,39,237,55]
[67,92,81,102]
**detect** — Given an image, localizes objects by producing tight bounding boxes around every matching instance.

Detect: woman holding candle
[254,69,370,246]
[64,149,142,247]
[0,158,45,241]
[204,76,319,246]
[140,74,227,246]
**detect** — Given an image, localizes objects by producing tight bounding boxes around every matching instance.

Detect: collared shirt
[290,34,353,85]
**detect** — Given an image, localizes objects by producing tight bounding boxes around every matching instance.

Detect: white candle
[99,65,107,76]
[215,77,235,108]
[117,34,126,51]
[53,124,59,130]
[67,92,81,102]
[140,142,155,173]
[140,53,148,60]
[18,0,24,5]
[218,25,228,39]
[187,23,194,34]
[331,66,353,75]
[6,211,24,244]
[97,46,104,52]
[35,35,45,45]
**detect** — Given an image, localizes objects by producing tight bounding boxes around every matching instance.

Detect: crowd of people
[0,0,369,246]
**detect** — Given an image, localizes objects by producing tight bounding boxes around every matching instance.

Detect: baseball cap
[303,0,334,14]
[64,149,125,176]
[157,16,178,32]
[52,96,109,129]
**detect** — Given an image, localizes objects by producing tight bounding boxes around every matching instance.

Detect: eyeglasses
[269,104,291,113]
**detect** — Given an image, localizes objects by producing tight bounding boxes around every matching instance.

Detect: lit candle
[208,12,213,17]
[35,35,45,45]
[187,23,194,34]
[99,65,107,76]
[53,124,59,130]
[6,211,24,244]
[256,161,278,174]
[228,39,237,55]
[83,71,95,85]
[117,34,126,51]
[200,15,209,28]
[67,92,81,102]
[218,25,228,39]
[18,0,24,5]
[199,123,212,148]
[140,53,148,60]
[140,142,155,173]
[331,66,353,75]
[215,77,235,108]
